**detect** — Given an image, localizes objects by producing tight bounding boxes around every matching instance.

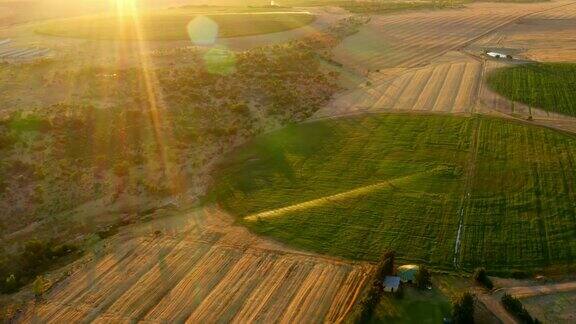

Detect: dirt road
[477,281,576,323]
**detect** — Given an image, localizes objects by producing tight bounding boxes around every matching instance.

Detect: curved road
[477,281,576,323]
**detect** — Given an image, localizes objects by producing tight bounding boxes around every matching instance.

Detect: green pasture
[35,10,315,41]
[487,63,576,117]
[210,114,576,270]
[370,286,452,323]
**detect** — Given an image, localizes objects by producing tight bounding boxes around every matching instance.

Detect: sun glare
[112,0,139,15]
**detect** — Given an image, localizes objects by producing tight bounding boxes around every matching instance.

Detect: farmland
[520,291,576,322]
[14,208,371,323]
[212,113,576,270]
[36,10,316,41]
[318,53,483,116]
[332,1,559,72]
[370,285,452,323]
[472,0,576,62]
[319,0,576,119]
[2,0,576,322]
[487,63,576,117]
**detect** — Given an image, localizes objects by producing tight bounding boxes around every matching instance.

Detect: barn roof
[383,276,401,289]
[398,264,419,282]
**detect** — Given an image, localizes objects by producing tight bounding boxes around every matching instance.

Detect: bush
[473,267,493,289]
[33,275,47,299]
[1,274,20,294]
[501,294,540,324]
[0,240,79,294]
[452,292,475,324]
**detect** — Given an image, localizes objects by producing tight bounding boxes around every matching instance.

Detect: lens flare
[187,16,219,46]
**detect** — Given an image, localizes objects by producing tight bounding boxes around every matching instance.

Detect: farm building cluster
[383,264,422,292]
[0,39,51,62]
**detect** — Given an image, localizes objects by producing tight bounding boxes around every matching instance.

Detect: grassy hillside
[36,10,315,41]
[487,63,576,117]
[211,114,576,271]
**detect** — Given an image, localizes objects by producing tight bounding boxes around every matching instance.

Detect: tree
[379,250,395,278]
[356,279,383,323]
[501,294,540,324]
[452,292,475,324]
[473,267,493,289]
[21,240,50,273]
[416,265,431,289]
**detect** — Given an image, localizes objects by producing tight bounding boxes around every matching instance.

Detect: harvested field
[316,52,482,117]
[0,39,51,61]
[15,208,371,323]
[469,1,576,62]
[333,1,562,72]
[520,291,576,323]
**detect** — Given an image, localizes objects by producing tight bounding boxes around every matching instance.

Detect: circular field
[35,11,316,41]
[487,63,576,117]
[211,114,576,271]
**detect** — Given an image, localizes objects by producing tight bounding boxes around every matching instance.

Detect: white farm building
[487,51,511,59]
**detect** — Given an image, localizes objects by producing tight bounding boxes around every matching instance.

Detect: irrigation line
[453,117,480,269]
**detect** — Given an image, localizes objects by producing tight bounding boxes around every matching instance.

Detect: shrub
[33,275,47,299]
[501,294,540,324]
[0,240,79,294]
[21,240,52,274]
[452,292,475,324]
[473,267,493,289]
[1,274,20,294]
[8,113,51,134]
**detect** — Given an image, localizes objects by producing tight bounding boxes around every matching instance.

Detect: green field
[35,10,315,41]
[211,114,576,270]
[370,286,452,323]
[487,63,576,117]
